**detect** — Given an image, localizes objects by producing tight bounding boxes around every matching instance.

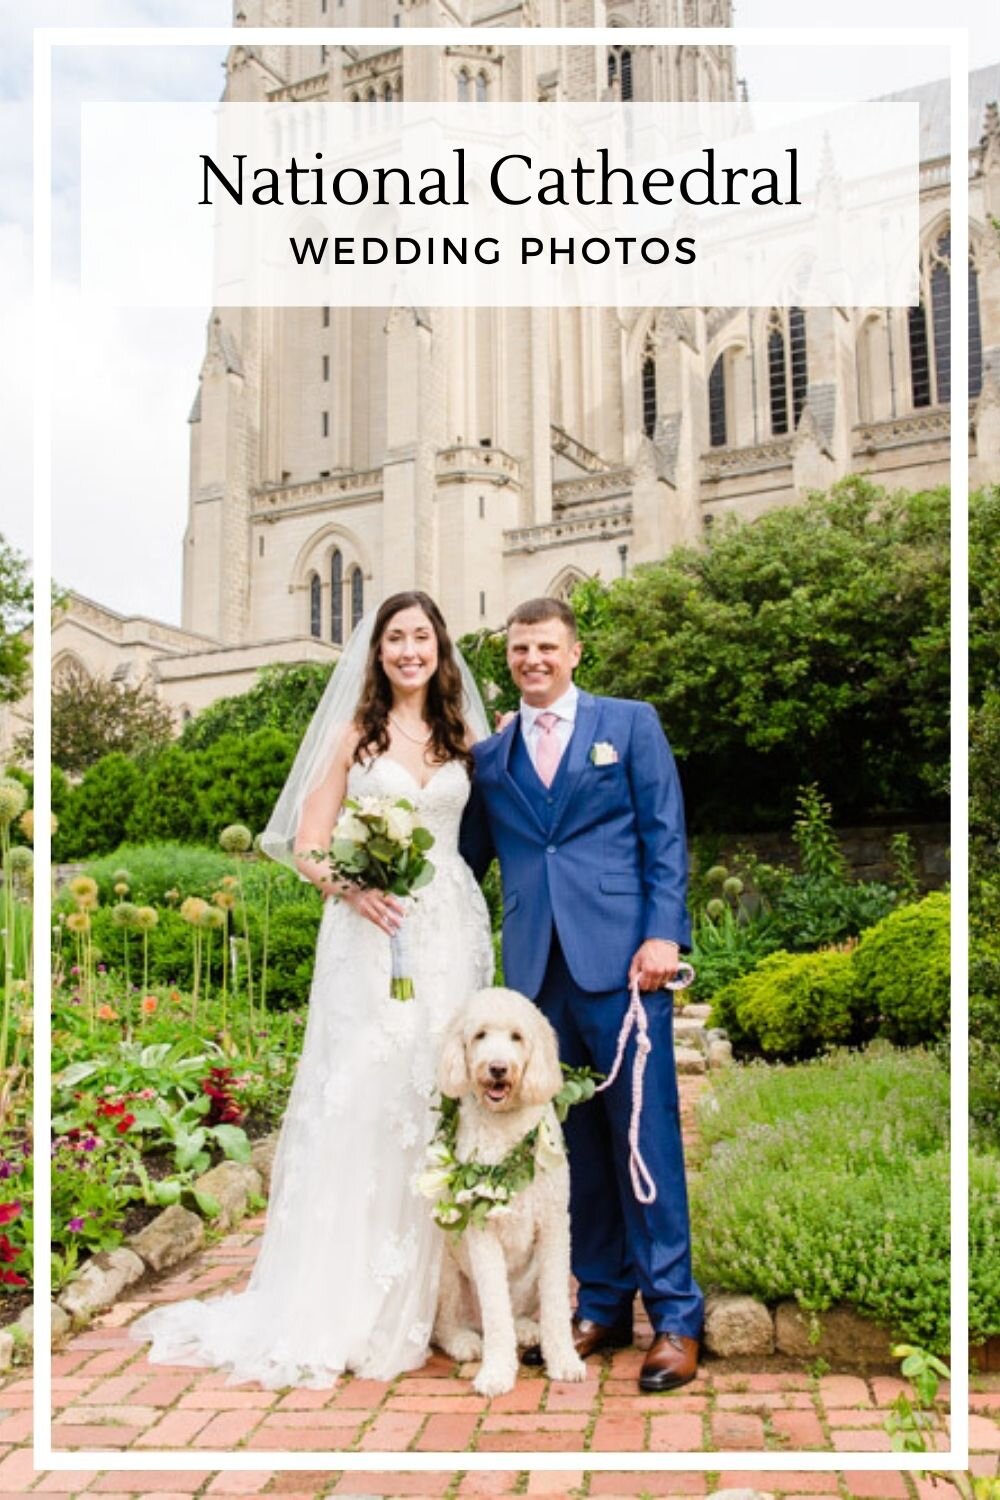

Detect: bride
[129,592,495,1388]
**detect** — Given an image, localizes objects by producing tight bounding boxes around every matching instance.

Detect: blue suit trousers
[535,933,704,1340]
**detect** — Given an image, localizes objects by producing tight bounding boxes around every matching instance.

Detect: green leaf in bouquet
[411,827,435,852]
[368,838,396,862]
[395,798,415,812]
[332,839,362,864]
[410,861,436,891]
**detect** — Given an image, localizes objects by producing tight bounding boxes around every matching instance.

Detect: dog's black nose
[488,1063,508,1080]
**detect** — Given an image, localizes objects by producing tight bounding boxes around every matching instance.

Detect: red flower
[201,1067,245,1127]
[96,1100,126,1118]
[0,1269,27,1287]
[0,1233,20,1262]
[0,1202,21,1228]
[115,1113,136,1134]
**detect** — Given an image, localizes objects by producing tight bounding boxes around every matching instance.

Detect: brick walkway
[5,1081,990,1495]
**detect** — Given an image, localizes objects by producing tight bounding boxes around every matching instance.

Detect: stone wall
[701,822,950,891]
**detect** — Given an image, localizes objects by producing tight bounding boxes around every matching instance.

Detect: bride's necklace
[389,712,432,746]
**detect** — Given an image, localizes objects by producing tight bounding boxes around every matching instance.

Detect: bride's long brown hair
[352,592,474,776]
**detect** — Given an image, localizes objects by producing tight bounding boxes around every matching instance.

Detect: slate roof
[877,62,1000,160]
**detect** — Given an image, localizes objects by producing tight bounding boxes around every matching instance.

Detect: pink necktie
[534,711,562,787]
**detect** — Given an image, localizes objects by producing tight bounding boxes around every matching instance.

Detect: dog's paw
[473,1360,518,1398]
[545,1350,588,1383]
[441,1329,483,1363]
[515,1317,540,1347]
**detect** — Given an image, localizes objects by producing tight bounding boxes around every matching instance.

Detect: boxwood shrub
[710,947,865,1058]
[852,891,950,1045]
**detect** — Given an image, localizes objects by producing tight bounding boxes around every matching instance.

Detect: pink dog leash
[593,964,696,1204]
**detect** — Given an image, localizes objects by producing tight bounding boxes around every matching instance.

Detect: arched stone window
[383,81,393,102]
[708,355,727,448]
[908,228,972,408]
[350,565,364,629]
[767,307,808,435]
[608,47,633,98]
[331,549,344,644]
[309,572,322,638]
[475,72,488,103]
[457,70,470,102]
[641,336,657,438]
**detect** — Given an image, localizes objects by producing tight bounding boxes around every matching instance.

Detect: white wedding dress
[129,756,493,1388]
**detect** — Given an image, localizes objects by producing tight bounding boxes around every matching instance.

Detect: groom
[460,596,704,1392]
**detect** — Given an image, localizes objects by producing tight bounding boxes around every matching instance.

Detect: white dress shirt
[519,684,579,775]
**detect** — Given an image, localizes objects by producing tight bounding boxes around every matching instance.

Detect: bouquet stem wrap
[389,907,414,1001]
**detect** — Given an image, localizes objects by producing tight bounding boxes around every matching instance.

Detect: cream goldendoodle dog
[431,987,588,1397]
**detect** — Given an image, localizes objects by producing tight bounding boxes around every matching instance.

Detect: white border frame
[32,22,970,1477]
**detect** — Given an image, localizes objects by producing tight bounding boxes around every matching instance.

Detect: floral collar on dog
[417,1064,601,1236]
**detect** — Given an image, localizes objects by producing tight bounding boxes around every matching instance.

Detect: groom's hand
[629,939,680,992]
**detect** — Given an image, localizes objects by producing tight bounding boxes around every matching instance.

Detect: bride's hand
[342,887,406,934]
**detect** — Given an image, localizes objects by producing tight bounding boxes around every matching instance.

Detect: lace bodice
[347,755,472,862]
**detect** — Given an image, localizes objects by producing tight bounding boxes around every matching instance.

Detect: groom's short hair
[507,597,578,640]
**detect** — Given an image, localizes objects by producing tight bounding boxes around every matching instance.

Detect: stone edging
[0,1133,279,1372]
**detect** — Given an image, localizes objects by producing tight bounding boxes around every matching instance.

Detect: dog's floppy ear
[438,1015,472,1098]
[519,1007,564,1106]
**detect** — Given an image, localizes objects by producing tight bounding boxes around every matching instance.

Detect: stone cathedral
[21,2,1000,748]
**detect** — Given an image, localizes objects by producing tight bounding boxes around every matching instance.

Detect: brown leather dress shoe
[520,1317,633,1367]
[638,1332,700,1392]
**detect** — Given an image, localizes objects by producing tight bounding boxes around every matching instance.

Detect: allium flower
[201,906,226,930]
[66,911,91,935]
[722,876,744,898]
[219,824,253,854]
[111,901,138,929]
[141,995,158,1015]
[18,809,34,842]
[134,906,159,931]
[112,868,132,886]
[113,881,130,896]
[221,875,238,890]
[68,875,99,903]
[212,890,236,911]
[0,779,28,825]
[8,845,32,876]
[705,898,726,920]
[705,865,729,887]
[164,888,180,904]
[180,896,209,925]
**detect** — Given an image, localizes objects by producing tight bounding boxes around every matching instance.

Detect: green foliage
[0,535,32,704]
[243,901,322,1009]
[126,746,206,845]
[580,479,949,828]
[852,893,950,1046]
[179,661,334,751]
[54,753,142,861]
[196,728,296,837]
[710,947,865,1057]
[690,904,782,1003]
[692,1047,953,1351]
[767,872,898,953]
[47,667,175,774]
[458,627,516,718]
[970,486,1000,703]
[970,1152,1000,1346]
[79,843,235,904]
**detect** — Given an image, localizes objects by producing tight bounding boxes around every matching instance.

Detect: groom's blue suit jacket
[460,691,691,997]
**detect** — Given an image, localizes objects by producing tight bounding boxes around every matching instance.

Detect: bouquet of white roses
[327,794,436,1000]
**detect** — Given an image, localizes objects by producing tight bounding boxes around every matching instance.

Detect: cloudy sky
[3,0,996,626]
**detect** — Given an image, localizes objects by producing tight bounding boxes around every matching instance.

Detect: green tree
[578,479,949,828]
[55,753,142,860]
[0,536,32,704]
[126,746,206,845]
[47,667,175,774]
[180,661,334,751]
[970,486,1000,702]
[197,727,296,838]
